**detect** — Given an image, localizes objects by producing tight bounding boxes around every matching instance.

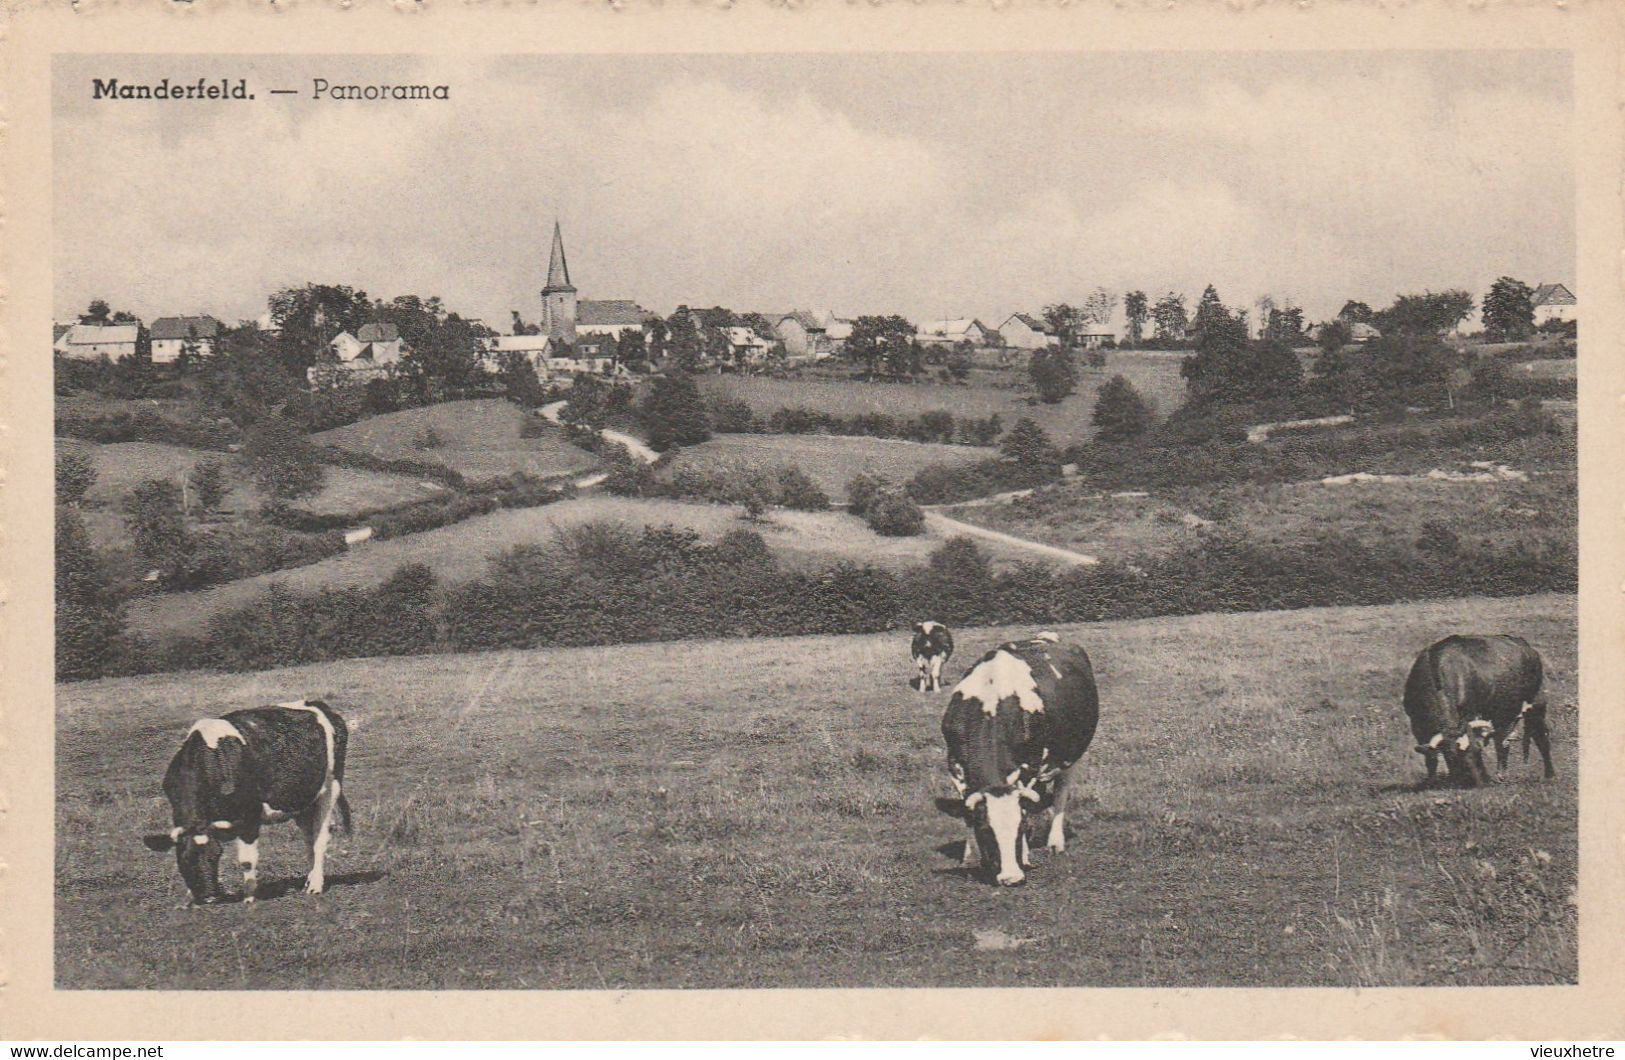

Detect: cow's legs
[1422,749,1439,782]
[1527,706,1555,779]
[960,819,981,869]
[1046,761,1081,853]
[1495,735,1510,773]
[929,654,945,692]
[1018,830,1031,869]
[299,778,341,895]
[236,838,260,904]
[915,657,929,694]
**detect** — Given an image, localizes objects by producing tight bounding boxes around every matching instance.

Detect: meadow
[697,351,1190,448]
[312,399,599,483]
[58,591,1576,989]
[122,494,1047,638]
[659,433,986,500]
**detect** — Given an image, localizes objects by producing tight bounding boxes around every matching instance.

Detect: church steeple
[544,220,575,294]
[541,219,578,346]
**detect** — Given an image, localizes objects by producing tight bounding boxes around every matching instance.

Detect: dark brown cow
[1403,635,1553,787]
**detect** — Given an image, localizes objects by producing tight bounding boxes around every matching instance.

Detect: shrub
[866,491,926,536]
[1030,348,1076,403]
[919,410,957,444]
[1000,417,1061,467]
[776,466,830,512]
[188,459,229,511]
[1416,521,1461,555]
[56,507,125,681]
[56,448,97,505]
[710,398,759,434]
[121,479,190,574]
[1092,374,1155,442]
[55,408,237,450]
[846,472,890,518]
[315,444,466,489]
[242,417,325,501]
[959,414,1003,446]
[411,426,444,450]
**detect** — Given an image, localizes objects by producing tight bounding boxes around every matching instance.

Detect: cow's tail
[336,791,354,836]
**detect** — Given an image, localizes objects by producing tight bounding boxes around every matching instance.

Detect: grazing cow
[911,621,955,693]
[142,699,352,905]
[1403,635,1553,787]
[941,631,1100,885]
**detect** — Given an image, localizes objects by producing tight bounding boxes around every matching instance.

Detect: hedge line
[56,409,240,451]
[87,524,1575,680]
[314,444,468,489]
[711,400,1003,447]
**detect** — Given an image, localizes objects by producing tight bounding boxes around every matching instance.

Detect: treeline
[65,522,1575,682]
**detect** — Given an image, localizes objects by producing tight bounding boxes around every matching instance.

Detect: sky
[54,51,1573,331]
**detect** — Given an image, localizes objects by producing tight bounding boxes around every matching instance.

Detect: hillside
[59,592,1576,990]
[312,399,599,483]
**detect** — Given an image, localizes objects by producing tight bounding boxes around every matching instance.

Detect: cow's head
[1416,721,1494,787]
[962,767,1041,885]
[143,822,235,904]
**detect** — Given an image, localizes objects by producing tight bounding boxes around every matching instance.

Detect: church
[483,222,649,380]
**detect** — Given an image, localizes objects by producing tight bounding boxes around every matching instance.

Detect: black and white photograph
[11,11,1618,1031]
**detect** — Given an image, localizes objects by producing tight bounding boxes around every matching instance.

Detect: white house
[723,326,776,365]
[776,311,833,362]
[822,313,854,349]
[308,323,410,387]
[55,323,139,361]
[999,313,1059,350]
[1531,283,1576,325]
[149,315,222,364]
[917,318,996,347]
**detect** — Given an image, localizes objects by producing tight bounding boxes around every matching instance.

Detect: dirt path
[922,508,1099,566]
[538,400,660,487]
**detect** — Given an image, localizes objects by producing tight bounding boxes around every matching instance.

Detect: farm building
[149,315,222,363]
[999,313,1060,350]
[1531,283,1577,325]
[54,322,140,361]
[577,299,649,341]
[307,323,411,387]
[917,318,998,347]
[723,326,776,365]
[776,311,834,362]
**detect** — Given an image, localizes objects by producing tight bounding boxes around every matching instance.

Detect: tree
[498,349,546,407]
[1082,287,1117,328]
[56,507,124,680]
[1315,319,1353,360]
[1375,289,1474,336]
[1091,375,1154,442]
[510,310,541,336]
[267,283,373,376]
[664,309,704,372]
[1000,417,1059,466]
[616,328,647,370]
[56,448,96,505]
[865,491,926,537]
[1124,290,1149,347]
[1180,288,1250,400]
[641,374,712,451]
[945,348,973,382]
[560,373,612,433]
[1482,276,1536,342]
[846,472,890,519]
[1042,303,1085,349]
[84,299,111,325]
[241,416,325,501]
[1363,332,1465,403]
[1029,346,1076,403]
[1152,292,1188,343]
[122,479,191,573]
[188,460,229,511]
[845,315,916,376]
[1337,301,1375,324]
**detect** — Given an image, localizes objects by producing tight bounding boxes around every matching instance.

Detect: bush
[642,374,712,451]
[846,472,889,518]
[776,466,830,512]
[710,398,759,434]
[1000,417,1061,467]
[122,479,190,574]
[866,491,926,536]
[55,408,238,450]
[1030,348,1076,403]
[188,459,229,511]
[56,448,97,505]
[1092,375,1155,442]
[56,507,125,681]
[411,426,444,450]
[959,414,1003,446]
[315,444,466,489]
[242,417,325,501]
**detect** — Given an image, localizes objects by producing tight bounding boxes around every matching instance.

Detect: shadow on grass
[206,870,388,905]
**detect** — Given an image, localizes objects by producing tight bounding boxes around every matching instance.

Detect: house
[577,299,648,341]
[1306,321,1381,345]
[776,311,833,362]
[822,314,854,350]
[723,326,775,366]
[54,322,140,361]
[480,334,619,381]
[999,313,1059,351]
[1530,283,1577,325]
[307,323,410,387]
[1075,326,1115,351]
[149,315,222,364]
[917,318,996,347]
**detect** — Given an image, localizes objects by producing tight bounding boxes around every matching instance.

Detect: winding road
[539,400,661,487]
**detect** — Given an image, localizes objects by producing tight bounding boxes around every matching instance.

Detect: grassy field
[661,433,987,500]
[61,440,441,548]
[58,592,1576,989]
[121,494,1047,638]
[312,399,600,484]
[697,351,1189,448]
[943,472,1578,561]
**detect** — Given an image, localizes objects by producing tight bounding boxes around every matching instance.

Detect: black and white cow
[1403,635,1553,787]
[940,632,1100,885]
[142,699,352,905]
[911,621,955,693]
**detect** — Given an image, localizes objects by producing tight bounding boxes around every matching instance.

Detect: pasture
[121,494,1047,638]
[659,433,986,500]
[58,592,1577,989]
[943,472,1578,562]
[312,399,600,484]
[697,350,1189,448]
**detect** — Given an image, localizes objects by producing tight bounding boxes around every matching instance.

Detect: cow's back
[225,702,345,811]
[1020,640,1099,765]
[1405,635,1542,739]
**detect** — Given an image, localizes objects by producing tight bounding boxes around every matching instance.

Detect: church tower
[541,220,578,347]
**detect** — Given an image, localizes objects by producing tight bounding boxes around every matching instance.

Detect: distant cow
[941,632,1100,885]
[911,621,955,692]
[1403,635,1553,787]
[143,699,352,905]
